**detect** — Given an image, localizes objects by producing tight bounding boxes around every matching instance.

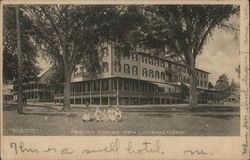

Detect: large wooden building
[13,67,54,103]
[54,43,210,105]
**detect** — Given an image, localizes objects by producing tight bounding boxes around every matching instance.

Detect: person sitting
[94,107,102,122]
[82,111,92,122]
[101,109,109,122]
[107,106,116,122]
[114,107,122,122]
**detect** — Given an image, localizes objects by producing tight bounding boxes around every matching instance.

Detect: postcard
[0,0,249,159]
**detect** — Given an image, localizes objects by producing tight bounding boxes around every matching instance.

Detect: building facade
[54,43,210,105]
[13,67,54,103]
[3,84,14,104]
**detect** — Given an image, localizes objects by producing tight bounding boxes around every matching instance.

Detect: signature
[127,139,164,154]
[183,149,211,156]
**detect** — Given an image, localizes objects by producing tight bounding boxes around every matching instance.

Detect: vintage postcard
[0,0,249,159]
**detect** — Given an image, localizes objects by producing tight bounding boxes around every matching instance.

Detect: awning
[151,82,173,88]
[181,83,210,90]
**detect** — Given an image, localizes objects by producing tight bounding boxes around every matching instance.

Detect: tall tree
[15,5,23,114]
[139,5,239,108]
[215,74,230,99]
[27,5,143,111]
[3,6,41,83]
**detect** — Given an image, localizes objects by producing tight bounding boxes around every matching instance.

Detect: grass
[3,104,240,136]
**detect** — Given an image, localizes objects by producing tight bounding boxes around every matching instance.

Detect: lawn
[2,104,240,136]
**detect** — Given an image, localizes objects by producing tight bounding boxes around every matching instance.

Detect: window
[124,80,129,90]
[114,63,121,72]
[204,81,207,86]
[132,54,138,61]
[197,71,199,76]
[124,64,130,74]
[102,62,109,72]
[201,72,203,78]
[161,72,165,80]
[204,74,207,78]
[124,53,130,59]
[142,56,147,63]
[182,67,186,73]
[132,66,138,75]
[102,80,109,90]
[142,68,148,77]
[149,58,153,65]
[197,80,200,86]
[168,63,172,68]
[160,61,165,67]
[149,70,154,78]
[155,59,159,66]
[101,47,108,57]
[155,71,160,79]
[201,80,203,86]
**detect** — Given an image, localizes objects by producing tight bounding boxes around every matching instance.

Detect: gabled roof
[38,67,52,78]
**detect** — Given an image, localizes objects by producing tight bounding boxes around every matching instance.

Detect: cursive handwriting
[183,149,209,156]
[127,139,164,155]
[81,139,119,154]
[10,142,39,155]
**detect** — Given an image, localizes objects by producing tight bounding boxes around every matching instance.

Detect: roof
[37,67,52,77]
[151,82,177,88]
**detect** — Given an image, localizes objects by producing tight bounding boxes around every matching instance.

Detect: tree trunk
[186,51,198,108]
[189,71,198,108]
[63,74,71,111]
[16,5,23,114]
[62,49,71,111]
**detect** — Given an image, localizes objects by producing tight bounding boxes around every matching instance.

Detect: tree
[3,6,41,83]
[215,74,230,99]
[229,79,239,96]
[15,5,23,114]
[27,5,143,111]
[208,82,214,89]
[139,5,239,108]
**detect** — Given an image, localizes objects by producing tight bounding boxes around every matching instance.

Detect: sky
[37,17,240,86]
[196,27,240,84]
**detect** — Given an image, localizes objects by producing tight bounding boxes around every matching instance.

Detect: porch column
[90,81,92,105]
[116,77,119,106]
[138,80,141,104]
[100,80,102,105]
[74,84,76,104]
[174,86,177,104]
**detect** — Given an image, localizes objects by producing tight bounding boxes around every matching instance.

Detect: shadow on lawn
[194,114,240,120]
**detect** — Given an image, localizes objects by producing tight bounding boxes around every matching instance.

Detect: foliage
[138,5,239,107]
[215,74,231,99]
[3,6,41,83]
[24,5,144,110]
[215,74,229,90]
[229,79,239,95]
[140,5,239,61]
[208,82,214,89]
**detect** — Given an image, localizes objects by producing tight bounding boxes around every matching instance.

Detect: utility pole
[16,5,23,114]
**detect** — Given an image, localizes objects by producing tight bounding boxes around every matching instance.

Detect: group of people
[82,106,122,122]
